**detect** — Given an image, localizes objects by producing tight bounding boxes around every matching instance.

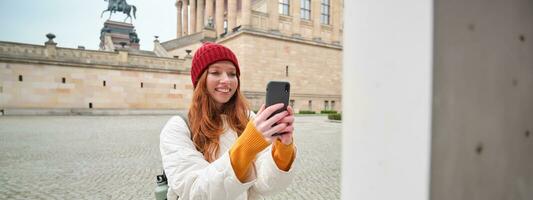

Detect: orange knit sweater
[229,121,295,182]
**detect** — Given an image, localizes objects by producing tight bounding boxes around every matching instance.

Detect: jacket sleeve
[248,110,298,196]
[250,145,298,196]
[160,116,255,200]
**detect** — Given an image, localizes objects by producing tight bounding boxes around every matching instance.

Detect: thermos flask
[154,173,168,200]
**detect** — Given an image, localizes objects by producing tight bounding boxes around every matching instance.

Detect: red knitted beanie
[190,42,240,88]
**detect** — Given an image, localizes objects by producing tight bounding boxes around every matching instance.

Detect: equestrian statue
[101,0,137,23]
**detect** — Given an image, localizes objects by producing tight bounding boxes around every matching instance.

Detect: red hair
[187,72,250,162]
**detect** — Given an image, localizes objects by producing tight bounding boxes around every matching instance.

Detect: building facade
[166,0,344,112]
[0,0,343,115]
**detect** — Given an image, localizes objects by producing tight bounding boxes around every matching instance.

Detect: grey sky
[0,0,176,51]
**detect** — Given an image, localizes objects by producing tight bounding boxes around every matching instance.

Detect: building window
[324,100,329,110]
[300,0,311,20]
[279,0,290,15]
[321,0,330,24]
[103,80,106,87]
[89,102,93,109]
[290,99,295,108]
[173,84,177,89]
[62,77,66,84]
[141,82,144,88]
[331,100,335,110]
[18,75,23,82]
[308,100,312,110]
[285,65,289,77]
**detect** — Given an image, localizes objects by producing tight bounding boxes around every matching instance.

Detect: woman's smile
[215,87,231,93]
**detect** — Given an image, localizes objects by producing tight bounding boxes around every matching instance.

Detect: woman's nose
[220,72,230,83]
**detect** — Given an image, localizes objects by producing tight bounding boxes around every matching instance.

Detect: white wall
[341,0,433,199]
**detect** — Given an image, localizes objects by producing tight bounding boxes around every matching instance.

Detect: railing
[249,11,339,44]
[0,41,188,73]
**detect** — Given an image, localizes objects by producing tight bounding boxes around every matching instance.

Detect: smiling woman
[205,61,239,107]
[159,42,298,200]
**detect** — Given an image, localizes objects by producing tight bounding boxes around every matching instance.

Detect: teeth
[216,88,230,92]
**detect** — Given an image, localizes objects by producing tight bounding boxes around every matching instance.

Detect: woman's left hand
[274,105,295,145]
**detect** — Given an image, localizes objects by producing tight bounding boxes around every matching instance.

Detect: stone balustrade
[249,11,338,44]
[0,41,190,74]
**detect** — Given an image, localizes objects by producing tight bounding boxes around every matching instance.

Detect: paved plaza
[0,115,341,199]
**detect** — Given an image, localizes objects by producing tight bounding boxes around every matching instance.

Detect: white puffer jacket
[159,113,298,200]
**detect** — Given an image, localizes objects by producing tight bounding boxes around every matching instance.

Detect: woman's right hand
[253,103,292,143]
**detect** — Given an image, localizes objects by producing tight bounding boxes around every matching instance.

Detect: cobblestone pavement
[0,115,340,199]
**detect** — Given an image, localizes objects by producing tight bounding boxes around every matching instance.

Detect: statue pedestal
[99,20,140,50]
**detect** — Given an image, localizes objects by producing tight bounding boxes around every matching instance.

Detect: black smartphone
[265,81,290,136]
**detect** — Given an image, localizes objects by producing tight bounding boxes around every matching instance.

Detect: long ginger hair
[188,71,250,162]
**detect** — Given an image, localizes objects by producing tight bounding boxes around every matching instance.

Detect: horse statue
[101,0,137,23]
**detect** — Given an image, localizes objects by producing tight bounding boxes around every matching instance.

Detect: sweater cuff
[229,121,270,182]
[272,139,295,171]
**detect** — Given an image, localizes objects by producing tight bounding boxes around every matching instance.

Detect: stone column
[215,0,224,35]
[342,0,433,199]
[190,0,197,34]
[268,0,279,31]
[183,0,189,35]
[331,0,340,43]
[176,0,183,38]
[291,0,301,37]
[312,0,322,40]
[228,0,237,32]
[205,0,214,28]
[196,0,205,32]
[241,0,252,28]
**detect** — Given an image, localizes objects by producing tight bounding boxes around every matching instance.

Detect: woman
[160,42,297,200]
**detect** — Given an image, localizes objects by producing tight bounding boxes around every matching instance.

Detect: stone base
[100,20,140,50]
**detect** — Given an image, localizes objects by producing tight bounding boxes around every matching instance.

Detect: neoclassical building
[165,0,343,111]
[0,0,342,115]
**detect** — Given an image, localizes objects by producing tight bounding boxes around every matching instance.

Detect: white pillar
[227,0,237,32]
[205,0,214,28]
[196,0,205,32]
[190,0,197,34]
[176,0,183,38]
[241,0,251,28]
[215,0,224,35]
[183,0,189,35]
[341,0,433,199]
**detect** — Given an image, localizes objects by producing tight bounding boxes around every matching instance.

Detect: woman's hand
[253,103,293,143]
[274,105,294,145]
